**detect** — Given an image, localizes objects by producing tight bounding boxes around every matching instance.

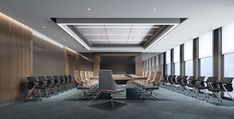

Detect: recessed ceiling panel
[53,18,183,50]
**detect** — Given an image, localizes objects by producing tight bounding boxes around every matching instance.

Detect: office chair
[37,76,50,98]
[98,70,125,109]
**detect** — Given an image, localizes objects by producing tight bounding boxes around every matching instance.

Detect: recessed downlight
[42,25,47,29]
[88,8,91,11]
[153,8,156,11]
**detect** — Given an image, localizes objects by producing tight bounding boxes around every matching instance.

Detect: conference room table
[90,74,147,84]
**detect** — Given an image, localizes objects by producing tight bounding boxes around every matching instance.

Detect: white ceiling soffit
[1,0,234,53]
[55,18,181,51]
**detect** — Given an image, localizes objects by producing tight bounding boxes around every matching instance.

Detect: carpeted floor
[0,86,234,119]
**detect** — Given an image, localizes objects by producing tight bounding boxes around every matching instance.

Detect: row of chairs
[74,71,98,97]
[26,75,75,100]
[161,75,234,103]
[133,71,162,96]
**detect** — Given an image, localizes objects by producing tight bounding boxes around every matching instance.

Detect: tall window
[199,31,213,76]
[222,23,234,98]
[160,54,164,74]
[184,40,193,76]
[166,50,171,75]
[174,46,180,75]
[155,56,159,71]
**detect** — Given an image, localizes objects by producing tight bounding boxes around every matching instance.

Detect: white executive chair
[98,70,125,109]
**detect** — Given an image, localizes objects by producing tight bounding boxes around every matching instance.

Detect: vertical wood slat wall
[64,50,93,76]
[0,14,32,104]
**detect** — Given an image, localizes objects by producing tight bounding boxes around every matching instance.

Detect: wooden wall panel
[0,13,32,104]
[64,49,78,76]
[33,53,65,76]
[75,54,93,74]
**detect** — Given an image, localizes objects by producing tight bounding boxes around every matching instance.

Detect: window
[222,23,234,54]
[167,64,171,75]
[199,31,213,76]
[199,32,213,58]
[184,40,193,76]
[185,60,193,76]
[166,50,171,75]
[222,23,234,98]
[200,57,213,76]
[174,63,180,75]
[174,46,180,75]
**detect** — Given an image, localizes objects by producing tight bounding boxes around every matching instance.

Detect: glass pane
[222,23,234,54]
[174,63,180,75]
[223,53,234,98]
[185,60,193,76]
[166,50,171,64]
[167,64,171,75]
[199,31,213,58]
[200,57,213,76]
[184,40,193,61]
[174,46,180,63]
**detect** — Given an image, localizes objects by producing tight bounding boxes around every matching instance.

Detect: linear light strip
[0,12,78,52]
[77,26,159,29]
[58,24,90,50]
[33,30,65,49]
[0,12,31,31]
[59,23,177,25]
[66,47,78,54]
[89,39,147,41]
[145,24,179,50]
[83,34,153,36]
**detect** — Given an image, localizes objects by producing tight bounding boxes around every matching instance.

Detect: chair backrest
[85,71,90,80]
[220,77,233,92]
[206,77,217,83]
[142,72,145,77]
[38,76,46,81]
[98,70,117,90]
[220,77,233,84]
[74,71,81,83]
[80,71,86,82]
[144,72,148,78]
[27,77,38,89]
[176,75,181,82]
[153,71,161,85]
[188,76,196,81]
[146,72,152,80]
[197,76,206,81]
[147,72,154,81]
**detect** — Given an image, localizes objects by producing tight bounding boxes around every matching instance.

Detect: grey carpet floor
[0,87,234,119]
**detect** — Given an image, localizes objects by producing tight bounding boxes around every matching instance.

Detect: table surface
[91,74,146,80]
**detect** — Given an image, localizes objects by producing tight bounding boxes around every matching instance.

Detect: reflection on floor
[0,87,234,119]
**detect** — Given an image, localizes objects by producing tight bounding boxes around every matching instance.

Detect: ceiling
[75,24,158,46]
[1,0,234,53]
[54,18,180,50]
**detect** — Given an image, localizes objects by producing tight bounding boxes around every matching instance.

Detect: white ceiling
[1,0,234,53]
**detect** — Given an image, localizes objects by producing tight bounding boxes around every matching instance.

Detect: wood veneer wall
[0,13,32,104]
[76,53,93,72]
[64,49,77,76]
[33,53,65,76]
